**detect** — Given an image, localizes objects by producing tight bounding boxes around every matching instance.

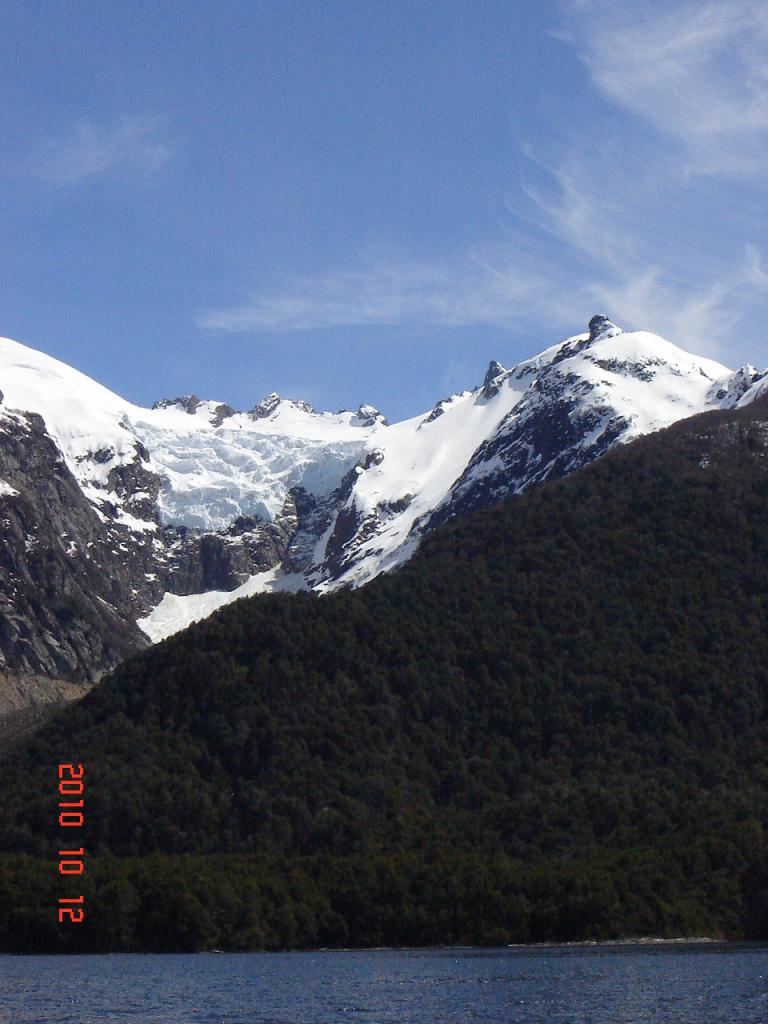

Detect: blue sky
[1,0,767,421]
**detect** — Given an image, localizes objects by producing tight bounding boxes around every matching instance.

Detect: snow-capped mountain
[0,314,765,682]
[288,314,767,591]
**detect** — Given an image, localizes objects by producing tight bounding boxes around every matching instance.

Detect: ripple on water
[0,944,766,1024]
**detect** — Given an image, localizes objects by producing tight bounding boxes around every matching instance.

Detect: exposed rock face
[588,314,621,341]
[484,360,506,386]
[427,367,630,530]
[152,396,236,425]
[0,408,315,682]
[707,366,768,406]
[354,404,388,427]
[482,360,510,399]
[0,409,148,679]
[250,394,316,420]
[422,399,450,424]
[158,488,311,595]
[152,395,201,414]
[250,393,283,419]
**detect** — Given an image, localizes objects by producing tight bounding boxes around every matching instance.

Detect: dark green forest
[2,399,768,951]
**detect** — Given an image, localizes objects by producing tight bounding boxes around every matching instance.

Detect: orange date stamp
[57,763,85,924]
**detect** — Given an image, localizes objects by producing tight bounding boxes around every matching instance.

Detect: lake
[1,943,766,1023]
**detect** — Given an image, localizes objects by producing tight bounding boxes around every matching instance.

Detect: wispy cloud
[198,258,540,332]
[31,116,171,184]
[199,0,768,367]
[509,149,768,357]
[200,169,767,362]
[581,264,764,358]
[510,0,768,355]
[560,0,768,176]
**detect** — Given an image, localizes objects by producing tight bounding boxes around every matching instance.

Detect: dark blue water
[0,944,766,1024]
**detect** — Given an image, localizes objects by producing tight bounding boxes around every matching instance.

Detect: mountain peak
[588,314,622,342]
[483,360,507,388]
[249,393,282,419]
[249,394,318,419]
[152,395,201,415]
[481,360,509,399]
[354,403,387,427]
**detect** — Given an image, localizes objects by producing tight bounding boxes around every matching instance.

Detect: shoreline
[7,936,766,958]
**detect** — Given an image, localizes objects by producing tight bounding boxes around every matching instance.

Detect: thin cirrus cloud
[197,260,540,333]
[198,206,768,358]
[560,0,768,176]
[200,159,768,357]
[520,0,768,352]
[30,115,171,185]
[200,0,768,362]
[511,148,768,358]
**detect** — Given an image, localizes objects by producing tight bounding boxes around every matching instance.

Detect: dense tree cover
[3,842,766,953]
[2,399,768,951]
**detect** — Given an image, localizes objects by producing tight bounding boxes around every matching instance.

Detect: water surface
[1,942,766,1023]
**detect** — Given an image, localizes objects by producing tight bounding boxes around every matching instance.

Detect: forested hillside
[2,398,768,951]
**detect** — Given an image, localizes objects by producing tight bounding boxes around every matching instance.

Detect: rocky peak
[250,394,317,419]
[152,396,235,426]
[249,393,282,419]
[706,365,767,407]
[553,316,623,366]
[290,399,317,415]
[210,403,236,427]
[482,360,509,399]
[483,360,507,388]
[355,404,387,427]
[588,315,622,342]
[152,395,201,415]
[421,399,450,425]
